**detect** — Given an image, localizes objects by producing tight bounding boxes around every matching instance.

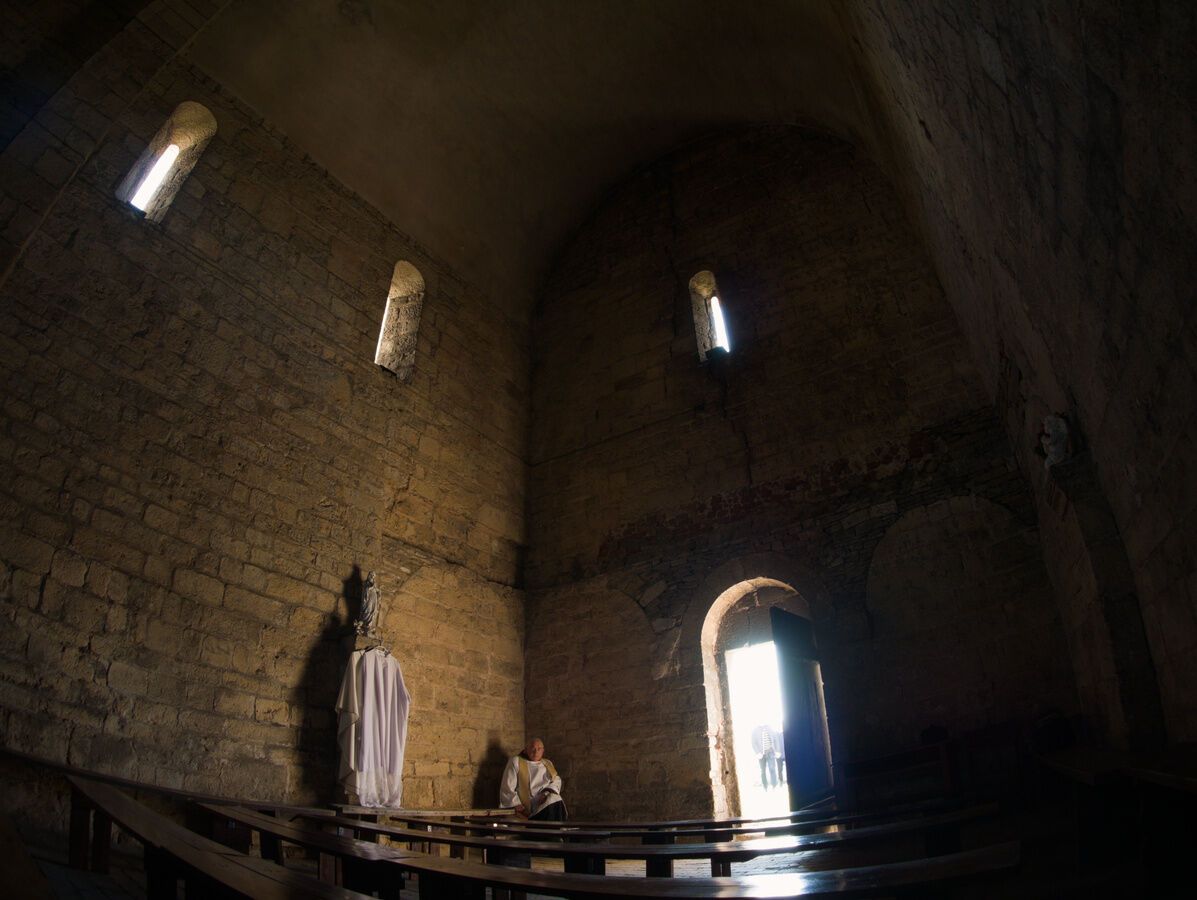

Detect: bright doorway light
[710,296,731,352]
[130,143,181,211]
[725,641,788,818]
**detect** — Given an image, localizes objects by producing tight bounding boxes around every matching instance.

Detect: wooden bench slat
[464,795,959,831]
[201,802,1020,898]
[402,842,1020,898]
[396,798,964,842]
[68,778,368,900]
[310,803,996,858]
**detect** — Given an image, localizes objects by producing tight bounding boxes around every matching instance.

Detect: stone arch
[682,553,833,817]
[680,553,833,674]
[851,495,1076,762]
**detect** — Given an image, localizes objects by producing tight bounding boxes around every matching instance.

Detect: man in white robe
[500,737,566,820]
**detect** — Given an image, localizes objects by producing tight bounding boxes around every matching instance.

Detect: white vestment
[499,755,563,815]
[336,647,410,807]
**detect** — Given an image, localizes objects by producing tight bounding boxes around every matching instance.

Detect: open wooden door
[770,606,833,809]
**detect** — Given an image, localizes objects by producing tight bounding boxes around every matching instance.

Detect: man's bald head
[524,738,545,761]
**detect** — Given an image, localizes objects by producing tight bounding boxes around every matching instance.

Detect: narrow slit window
[689,270,732,360]
[375,260,425,382]
[130,143,180,210]
[709,295,731,352]
[117,101,217,221]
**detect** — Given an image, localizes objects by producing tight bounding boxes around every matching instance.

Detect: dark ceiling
[187,0,872,307]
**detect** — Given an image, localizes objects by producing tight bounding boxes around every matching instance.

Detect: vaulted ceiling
[186,0,871,303]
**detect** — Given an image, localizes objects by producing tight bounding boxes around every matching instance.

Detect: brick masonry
[525,128,1077,819]
[0,1,526,823]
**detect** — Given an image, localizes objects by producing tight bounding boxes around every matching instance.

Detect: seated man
[500,737,567,820]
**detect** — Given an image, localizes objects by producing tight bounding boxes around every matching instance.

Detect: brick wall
[525,127,1076,819]
[0,2,526,819]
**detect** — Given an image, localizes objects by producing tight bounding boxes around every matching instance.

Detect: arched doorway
[700,577,833,817]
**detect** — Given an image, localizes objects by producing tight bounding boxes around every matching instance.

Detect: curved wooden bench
[201,802,1021,899]
[68,778,369,900]
[393,797,965,844]
[463,795,956,832]
[279,801,999,877]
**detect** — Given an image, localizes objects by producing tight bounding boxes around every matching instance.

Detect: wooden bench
[286,801,999,877]
[409,797,965,845]
[383,799,962,852]
[201,802,426,896]
[335,803,514,819]
[463,794,953,833]
[403,841,1021,899]
[1131,750,1197,894]
[840,741,958,811]
[203,803,1021,898]
[68,777,370,900]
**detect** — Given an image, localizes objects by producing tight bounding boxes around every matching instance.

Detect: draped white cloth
[336,647,410,807]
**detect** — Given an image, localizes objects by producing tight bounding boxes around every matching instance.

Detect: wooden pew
[1090,744,1196,895]
[335,803,514,819]
[284,801,999,877]
[201,802,426,896]
[400,796,966,845]
[464,794,956,832]
[405,842,1021,899]
[67,777,370,900]
[202,803,1021,898]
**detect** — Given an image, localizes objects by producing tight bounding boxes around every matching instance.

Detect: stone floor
[34,855,143,900]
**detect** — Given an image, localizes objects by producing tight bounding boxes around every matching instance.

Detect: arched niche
[116,100,217,221]
[374,260,425,381]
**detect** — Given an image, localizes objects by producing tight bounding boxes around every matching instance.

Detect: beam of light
[375,297,393,365]
[130,143,181,211]
[710,295,731,352]
[726,641,788,818]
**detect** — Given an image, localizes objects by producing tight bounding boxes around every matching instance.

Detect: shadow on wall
[471,735,510,808]
[291,565,363,802]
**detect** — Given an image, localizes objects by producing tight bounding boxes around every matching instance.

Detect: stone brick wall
[845,0,1196,742]
[526,127,1076,819]
[0,2,526,819]
[0,0,150,152]
[853,496,1074,758]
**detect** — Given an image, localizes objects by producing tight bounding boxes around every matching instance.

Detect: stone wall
[526,127,1076,819]
[845,0,1195,742]
[0,1,526,819]
[0,0,150,153]
[855,496,1073,758]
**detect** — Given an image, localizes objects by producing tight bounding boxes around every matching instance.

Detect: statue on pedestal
[355,570,381,636]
